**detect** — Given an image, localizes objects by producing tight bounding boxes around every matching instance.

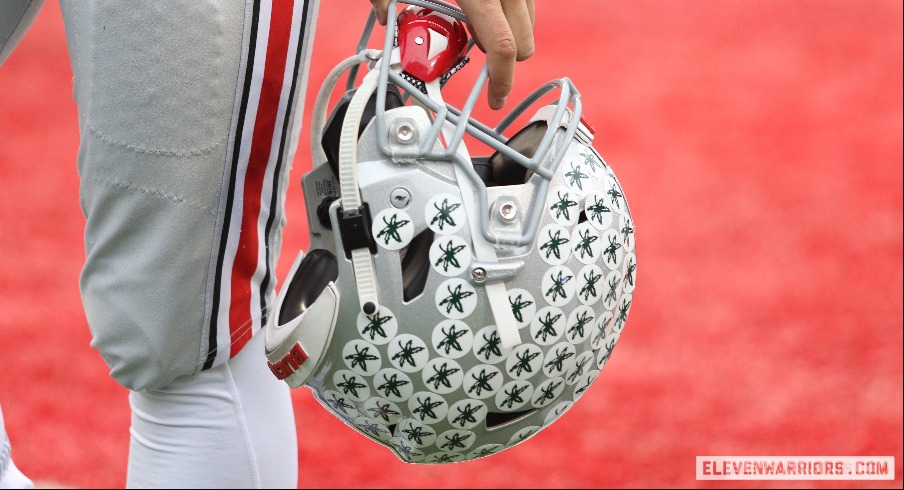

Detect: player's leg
[0,403,33,490]
[126,333,297,489]
[58,0,319,486]
[59,0,319,391]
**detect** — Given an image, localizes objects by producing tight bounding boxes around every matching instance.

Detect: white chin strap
[339,68,382,314]
[421,78,522,349]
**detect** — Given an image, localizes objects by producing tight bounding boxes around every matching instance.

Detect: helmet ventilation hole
[485,409,538,430]
[401,228,435,302]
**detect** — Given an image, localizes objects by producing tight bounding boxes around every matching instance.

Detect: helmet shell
[300,104,637,463]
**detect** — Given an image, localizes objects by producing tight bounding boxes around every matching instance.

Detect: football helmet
[265,0,637,464]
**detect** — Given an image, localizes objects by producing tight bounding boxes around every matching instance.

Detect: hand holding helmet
[372,0,535,109]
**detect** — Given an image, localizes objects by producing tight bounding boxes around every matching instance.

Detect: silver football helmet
[265,0,637,464]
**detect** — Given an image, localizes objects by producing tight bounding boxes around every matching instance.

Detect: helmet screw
[390,188,411,208]
[471,267,487,283]
[395,122,415,143]
[498,201,518,222]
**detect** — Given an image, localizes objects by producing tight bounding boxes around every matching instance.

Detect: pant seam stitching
[85,174,218,216]
[224,363,262,489]
[88,125,218,157]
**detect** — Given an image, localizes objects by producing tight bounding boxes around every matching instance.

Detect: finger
[458,0,517,109]
[501,0,535,61]
[371,0,390,26]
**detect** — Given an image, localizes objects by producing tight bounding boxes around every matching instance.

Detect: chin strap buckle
[337,204,377,259]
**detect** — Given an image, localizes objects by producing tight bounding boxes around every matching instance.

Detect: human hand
[370,0,536,110]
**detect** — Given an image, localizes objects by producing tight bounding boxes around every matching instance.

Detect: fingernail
[492,96,507,110]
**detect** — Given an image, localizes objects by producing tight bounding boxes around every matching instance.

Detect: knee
[83,278,205,392]
[89,321,196,392]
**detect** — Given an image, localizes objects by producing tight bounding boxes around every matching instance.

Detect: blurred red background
[1,0,901,488]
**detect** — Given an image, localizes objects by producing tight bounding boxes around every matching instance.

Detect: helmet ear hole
[401,228,435,302]
[278,249,339,325]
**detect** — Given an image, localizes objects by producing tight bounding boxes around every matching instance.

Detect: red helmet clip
[396,6,469,83]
